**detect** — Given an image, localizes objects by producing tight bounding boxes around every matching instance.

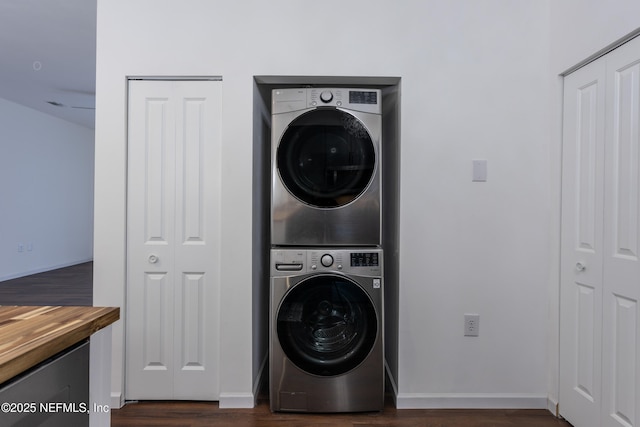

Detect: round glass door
[277,109,376,208]
[276,274,378,377]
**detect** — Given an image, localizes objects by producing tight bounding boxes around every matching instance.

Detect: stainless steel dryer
[271,88,382,246]
[270,248,384,413]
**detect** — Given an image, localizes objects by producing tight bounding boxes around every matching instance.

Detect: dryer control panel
[271,248,382,277]
[272,88,381,115]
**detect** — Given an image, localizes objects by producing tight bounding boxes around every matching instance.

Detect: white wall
[396,3,551,407]
[551,0,640,73]
[95,0,553,408]
[0,97,94,281]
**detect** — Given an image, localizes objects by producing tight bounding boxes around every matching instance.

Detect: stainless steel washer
[270,248,384,412]
[271,88,382,246]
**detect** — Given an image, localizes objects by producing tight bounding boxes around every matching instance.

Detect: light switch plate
[472,159,487,182]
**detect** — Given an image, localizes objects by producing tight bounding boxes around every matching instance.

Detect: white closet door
[126,80,221,400]
[602,35,640,427]
[561,36,640,427]
[560,57,606,427]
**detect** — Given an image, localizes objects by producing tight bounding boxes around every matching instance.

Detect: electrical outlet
[464,314,480,337]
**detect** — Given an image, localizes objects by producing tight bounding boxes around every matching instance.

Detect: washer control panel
[271,248,382,276]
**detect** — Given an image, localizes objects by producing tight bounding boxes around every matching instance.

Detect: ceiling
[0,0,96,129]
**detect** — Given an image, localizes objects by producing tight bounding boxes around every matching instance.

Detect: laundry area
[268,87,395,412]
[90,2,640,427]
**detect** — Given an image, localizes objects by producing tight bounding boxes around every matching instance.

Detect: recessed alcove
[251,75,401,395]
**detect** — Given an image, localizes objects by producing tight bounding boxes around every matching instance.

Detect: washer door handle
[275,262,303,271]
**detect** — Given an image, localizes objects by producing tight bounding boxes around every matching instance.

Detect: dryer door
[277,109,376,208]
[276,274,378,377]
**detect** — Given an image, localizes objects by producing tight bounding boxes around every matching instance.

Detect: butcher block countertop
[0,306,119,384]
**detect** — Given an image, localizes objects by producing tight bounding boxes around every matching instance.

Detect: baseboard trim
[111,392,124,409]
[547,396,560,417]
[395,393,548,409]
[252,353,268,406]
[219,392,255,409]
[384,360,399,407]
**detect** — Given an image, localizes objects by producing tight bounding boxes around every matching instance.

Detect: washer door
[277,109,376,208]
[276,274,378,377]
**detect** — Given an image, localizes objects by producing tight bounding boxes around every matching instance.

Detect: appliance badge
[373,279,381,289]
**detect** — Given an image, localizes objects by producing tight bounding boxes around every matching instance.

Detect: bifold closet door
[602,36,640,427]
[560,36,640,427]
[560,56,606,427]
[126,80,222,400]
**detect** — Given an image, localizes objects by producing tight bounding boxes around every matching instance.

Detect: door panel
[610,62,640,261]
[575,283,596,400]
[172,81,221,398]
[179,95,207,242]
[127,83,176,398]
[561,35,640,427]
[560,57,606,427]
[127,80,221,400]
[179,272,205,368]
[602,36,640,427]
[144,98,174,244]
[143,272,172,371]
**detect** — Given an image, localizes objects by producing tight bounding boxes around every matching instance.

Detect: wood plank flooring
[0,264,573,427]
[111,395,573,427]
[0,262,92,306]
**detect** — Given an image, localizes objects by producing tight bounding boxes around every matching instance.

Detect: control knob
[319,90,333,103]
[321,254,334,267]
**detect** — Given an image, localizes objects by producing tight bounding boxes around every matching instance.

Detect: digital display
[351,252,379,267]
[349,91,377,105]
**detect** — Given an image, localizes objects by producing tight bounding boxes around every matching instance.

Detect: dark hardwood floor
[0,263,573,427]
[111,395,573,427]
[0,262,92,305]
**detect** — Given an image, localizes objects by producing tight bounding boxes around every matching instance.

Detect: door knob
[575,262,586,272]
[148,254,159,264]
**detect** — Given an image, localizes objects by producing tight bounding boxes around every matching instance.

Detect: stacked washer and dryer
[270,87,384,412]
